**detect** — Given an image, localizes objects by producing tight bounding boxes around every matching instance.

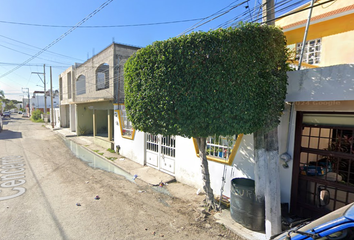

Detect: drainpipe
[298,0,316,70]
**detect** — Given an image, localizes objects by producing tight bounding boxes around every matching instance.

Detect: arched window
[76,75,86,95]
[96,63,109,91]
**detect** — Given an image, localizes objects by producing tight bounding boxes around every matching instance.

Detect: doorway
[146,134,176,175]
[291,112,354,218]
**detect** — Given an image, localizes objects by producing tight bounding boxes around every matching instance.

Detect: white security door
[146,134,176,175]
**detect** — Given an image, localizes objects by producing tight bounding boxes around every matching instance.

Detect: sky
[0,0,308,101]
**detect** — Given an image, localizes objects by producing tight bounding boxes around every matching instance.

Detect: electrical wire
[0,35,85,62]
[0,18,204,28]
[0,44,74,65]
[0,0,115,80]
[178,0,249,36]
[254,0,335,24]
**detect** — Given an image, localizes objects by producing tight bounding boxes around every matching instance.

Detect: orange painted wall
[283,13,354,45]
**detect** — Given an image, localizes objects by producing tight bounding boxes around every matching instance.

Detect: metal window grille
[206,135,237,160]
[147,134,159,152]
[119,106,133,137]
[161,135,176,158]
[296,38,321,65]
[146,134,176,158]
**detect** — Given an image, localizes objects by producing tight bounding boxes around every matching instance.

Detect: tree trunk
[196,137,217,210]
[254,128,282,238]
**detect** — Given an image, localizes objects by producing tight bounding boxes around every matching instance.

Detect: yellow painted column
[93,109,96,137]
[108,109,112,141]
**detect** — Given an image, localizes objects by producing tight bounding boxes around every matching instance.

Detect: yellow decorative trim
[192,134,244,165]
[116,104,135,140]
[287,60,318,69]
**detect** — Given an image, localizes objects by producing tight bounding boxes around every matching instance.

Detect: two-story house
[275,0,354,219]
[114,0,354,237]
[59,43,139,148]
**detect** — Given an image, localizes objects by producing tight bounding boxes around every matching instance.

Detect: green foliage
[4,100,16,111]
[107,148,116,153]
[31,109,43,122]
[124,23,288,138]
[106,157,117,161]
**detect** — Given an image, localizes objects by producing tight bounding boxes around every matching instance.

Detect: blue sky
[0,0,306,101]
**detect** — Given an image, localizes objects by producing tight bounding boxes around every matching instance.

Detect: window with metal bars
[118,105,133,138]
[206,135,237,160]
[296,38,321,65]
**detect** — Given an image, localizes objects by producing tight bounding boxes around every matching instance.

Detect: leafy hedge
[31,109,44,122]
[124,23,288,138]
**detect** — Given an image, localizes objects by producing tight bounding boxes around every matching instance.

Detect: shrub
[31,109,44,122]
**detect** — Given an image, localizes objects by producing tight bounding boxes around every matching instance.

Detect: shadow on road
[0,129,23,139]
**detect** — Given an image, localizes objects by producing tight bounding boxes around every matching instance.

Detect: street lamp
[31,64,47,120]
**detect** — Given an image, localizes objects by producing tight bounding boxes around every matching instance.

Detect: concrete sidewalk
[47,125,267,240]
[51,126,175,186]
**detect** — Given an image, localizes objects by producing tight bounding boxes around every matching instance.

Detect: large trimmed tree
[124,23,288,233]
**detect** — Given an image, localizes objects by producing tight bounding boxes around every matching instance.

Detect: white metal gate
[146,134,176,175]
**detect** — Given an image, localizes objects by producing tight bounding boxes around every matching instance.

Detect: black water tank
[230,178,265,232]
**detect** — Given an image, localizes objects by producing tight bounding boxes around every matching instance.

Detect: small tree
[124,23,288,209]
[4,100,16,111]
[31,109,44,122]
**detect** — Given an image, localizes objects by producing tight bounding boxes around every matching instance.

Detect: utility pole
[262,0,275,25]
[43,64,47,120]
[50,66,54,128]
[31,64,47,121]
[260,0,282,238]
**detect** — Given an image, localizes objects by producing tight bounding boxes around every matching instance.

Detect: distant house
[31,90,59,113]
[58,43,139,148]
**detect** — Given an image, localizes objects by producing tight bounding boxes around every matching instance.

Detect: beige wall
[73,43,139,103]
[59,66,73,105]
[76,104,93,135]
[322,30,354,66]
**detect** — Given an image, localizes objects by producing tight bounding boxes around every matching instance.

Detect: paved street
[0,116,236,240]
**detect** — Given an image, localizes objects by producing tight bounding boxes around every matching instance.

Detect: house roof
[281,3,354,31]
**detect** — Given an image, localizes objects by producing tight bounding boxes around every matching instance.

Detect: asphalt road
[0,116,234,240]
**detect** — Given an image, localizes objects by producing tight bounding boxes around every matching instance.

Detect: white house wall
[208,134,256,199]
[279,64,354,208]
[174,136,203,190]
[286,64,354,102]
[113,64,354,208]
[114,113,145,165]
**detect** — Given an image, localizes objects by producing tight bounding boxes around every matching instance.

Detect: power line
[0,0,114,80]
[178,0,249,36]
[0,35,85,62]
[0,18,204,28]
[0,43,74,65]
[253,0,335,24]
